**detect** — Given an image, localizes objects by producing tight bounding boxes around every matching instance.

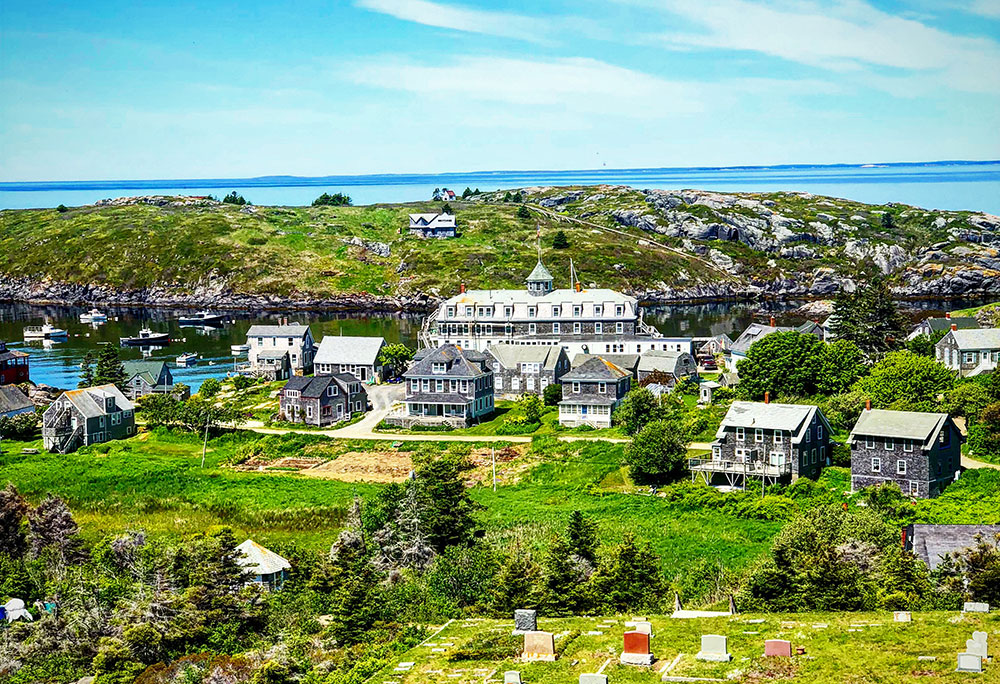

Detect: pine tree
[552,230,569,249]
[491,546,543,615]
[0,483,29,559]
[829,278,906,358]
[373,483,436,573]
[541,535,590,615]
[79,351,96,388]
[416,453,481,552]
[462,187,473,199]
[566,510,598,563]
[590,534,665,613]
[94,344,127,389]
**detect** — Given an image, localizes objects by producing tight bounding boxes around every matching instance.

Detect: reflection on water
[0,297,992,392]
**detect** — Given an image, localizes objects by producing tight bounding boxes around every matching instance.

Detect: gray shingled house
[42,384,136,454]
[391,344,494,428]
[279,373,367,427]
[558,357,631,428]
[849,408,963,498]
[692,399,832,489]
[485,343,570,399]
[903,524,1000,570]
[122,360,185,400]
[935,327,1000,377]
[0,384,34,419]
[314,335,386,382]
[636,350,698,387]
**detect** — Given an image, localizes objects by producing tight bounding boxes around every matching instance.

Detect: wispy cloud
[355,0,550,42]
[641,0,1000,93]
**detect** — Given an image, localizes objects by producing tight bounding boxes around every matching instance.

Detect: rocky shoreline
[0,274,994,314]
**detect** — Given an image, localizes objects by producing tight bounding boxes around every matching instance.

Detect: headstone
[579,675,608,684]
[514,609,538,633]
[966,638,987,659]
[956,652,983,673]
[972,630,988,654]
[893,611,912,623]
[523,631,556,661]
[764,640,792,657]
[963,602,990,613]
[696,634,732,662]
[620,630,654,665]
[634,620,653,636]
[503,672,522,684]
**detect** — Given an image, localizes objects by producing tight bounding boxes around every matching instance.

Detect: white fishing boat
[79,309,108,323]
[24,323,68,340]
[230,342,250,355]
[175,352,200,367]
[178,311,225,326]
[120,327,171,346]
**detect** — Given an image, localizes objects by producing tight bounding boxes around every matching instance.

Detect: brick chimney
[951,323,957,331]
[575,281,582,292]
[865,398,871,411]
[460,282,466,294]
[764,391,770,404]
[945,312,951,319]
[769,316,776,327]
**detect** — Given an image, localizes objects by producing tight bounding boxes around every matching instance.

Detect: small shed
[237,539,291,590]
[699,380,721,404]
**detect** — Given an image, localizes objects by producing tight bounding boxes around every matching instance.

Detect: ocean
[1,161,998,214]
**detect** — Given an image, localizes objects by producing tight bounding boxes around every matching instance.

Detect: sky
[1,0,999,181]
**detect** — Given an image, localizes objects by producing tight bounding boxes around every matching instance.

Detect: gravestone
[579,675,608,684]
[966,637,987,659]
[972,630,988,654]
[956,652,983,673]
[503,672,522,684]
[764,640,792,657]
[620,630,654,665]
[523,631,556,661]
[514,609,538,633]
[893,611,912,623]
[963,602,990,613]
[634,621,653,636]
[696,634,732,662]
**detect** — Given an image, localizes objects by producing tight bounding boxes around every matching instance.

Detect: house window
[447,306,456,317]
[909,481,919,496]
[754,428,764,442]
[598,382,606,393]
[736,427,745,441]
[573,322,581,334]
[595,322,603,334]
[511,377,520,390]
[871,457,881,473]
[964,352,976,364]
[435,380,444,392]
[553,323,560,334]
[615,305,624,316]
[712,446,721,460]
[865,437,875,449]
[504,306,513,317]
[422,379,430,392]
[528,307,537,318]
[527,376,535,391]
[573,305,581,317]
[529,323,536,335]
[885,438,894,451]
[99,416,106,428]
[773,431,783,445]
[328,386,338,396]
[410,379,419,392]
[595,305,603,316]
[306,406,313,418]
[465,306,474,316]
[817,425,824,440]
[939,430,950,447]
[572,381,581,393]
[495,377,502,390]
[897,460,906,475]
[432,362,446,374]
[903,440,913,453]
[111,412,121,425]
[552,306,561,317]
[616,322,623,334]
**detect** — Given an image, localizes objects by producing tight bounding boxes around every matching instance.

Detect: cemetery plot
[367,611,998,684]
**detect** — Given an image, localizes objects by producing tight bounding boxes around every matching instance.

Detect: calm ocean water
[1,161,998,214]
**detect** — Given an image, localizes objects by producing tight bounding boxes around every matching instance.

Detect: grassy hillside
[2,186,996,304]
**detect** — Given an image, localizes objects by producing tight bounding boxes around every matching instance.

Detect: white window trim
[897,460,906,475]
[871,457,881,473]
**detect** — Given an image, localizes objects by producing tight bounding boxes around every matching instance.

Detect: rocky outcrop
[342,237,391,257]
[93,195,219,208]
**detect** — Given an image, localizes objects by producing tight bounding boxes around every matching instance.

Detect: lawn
[367,611,999,684]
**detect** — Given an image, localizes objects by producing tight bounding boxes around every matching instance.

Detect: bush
[56,204,69,213]
[312,192,352,207]
[516,205,531,219]
[232,375,257,391]
[496,415,540,435]
[852,351,954,409]
[543,383,562,406]
[198,377,222,398]
[247,236,267,246]
[223,191,248,205]
[0,411,38,439]
[623,419,687,485]
[519,394,543,423]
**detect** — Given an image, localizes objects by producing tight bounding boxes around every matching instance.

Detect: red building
[0,341,30,385]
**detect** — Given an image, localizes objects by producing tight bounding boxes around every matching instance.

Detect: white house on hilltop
[409,213,456,238]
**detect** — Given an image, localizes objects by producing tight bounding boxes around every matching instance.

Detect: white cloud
[644,0,1000,93]
[354,0,550,42]
[960,0,1000,18]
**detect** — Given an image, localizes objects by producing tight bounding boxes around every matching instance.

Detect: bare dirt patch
[303,450,415,483]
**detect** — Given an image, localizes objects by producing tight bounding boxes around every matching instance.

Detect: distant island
[0,185,997,311]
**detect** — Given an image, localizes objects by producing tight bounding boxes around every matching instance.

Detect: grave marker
[696,634,732,662]
[514,609,538,633]
[634,621,653,636]
[966,638,987,659]
[764,640,792,657]
[579,675,608,684]
[956,652,983,673]
[972,630,988,654]
[620,630,654,665]
[503,672,522,684]
[963,602,990,613]
[523,631,556,661]
[893,611,912,623]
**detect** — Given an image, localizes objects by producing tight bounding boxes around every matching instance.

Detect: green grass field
[370,611,999,684]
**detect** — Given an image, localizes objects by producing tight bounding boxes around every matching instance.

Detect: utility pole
[201,420,210,468]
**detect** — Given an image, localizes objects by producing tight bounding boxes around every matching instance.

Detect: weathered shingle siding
[851,422,962,498]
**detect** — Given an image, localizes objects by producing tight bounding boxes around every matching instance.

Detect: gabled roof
[405,344,488,378]
[562,356,630,382]
[572,353,639,374]
[409,213,456,229]
[717,401,828,444]
[919,317,979,333]
[907,525,1000,570]
[315,336,386,366]
[527,260,554,282]
[946,328,1000,350]
[0,341,29,363]
[60,384,134,418]
[485,343,564,371]
[283,373,360,398]
[0,385,33,414]
[731,323,791,354]
[246,323,311,339]
[236,539,291,575]
[122,360,168,385]
[637,350,693,374]
[698,334,733,352]
[850,409,952,449]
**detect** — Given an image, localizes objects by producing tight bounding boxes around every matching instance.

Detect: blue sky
[1,0,999,181]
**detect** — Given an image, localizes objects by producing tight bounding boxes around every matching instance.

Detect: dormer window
[572,381,581,393]
[432,362,447,374]
[615,305,624,316]
[447,306,456,317]
[594,305,603,316]
[736,427,745,441]
[504,306,513,317]
[552,306,561,317]
[528,306,537,318]
[573,305,581,317]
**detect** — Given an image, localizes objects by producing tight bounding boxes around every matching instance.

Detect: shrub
[543,383,562,406]
[311,192,352,207]
[198,377,222,398]
[56,204,69,213]
[496,416,540,435]
[247,236,267,246]
[232,375,257,391]
[0,411,38,439]
[623,419,687,485]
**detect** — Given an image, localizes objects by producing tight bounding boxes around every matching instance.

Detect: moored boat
[230,342,250,355]
[79,309,108,323]
[178,311,225,326]
[24,323,68,340]
[120,327,171,346]
[175,351,200,366]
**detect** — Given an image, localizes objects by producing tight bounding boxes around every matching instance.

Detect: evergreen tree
[94,344,127,389]
[462,187,473,199]
[416,452,481,552]
[0,483,29,559]
[79,351,96,388]
[590,534,665,613]
[566,510,598,563]
[441,202,453,214]
[222,191,248,205]
[491,546,543,614]
[502,191,513,202]
[829,278,906,358]
[540,535,590,615]
[432,188,442,200]
[516,205,531,220]
[372,482,436,573]
[552,230,569,249]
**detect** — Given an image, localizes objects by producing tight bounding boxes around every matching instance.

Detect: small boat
[24,323,68,340]
[176,352,200,367]
[120,327,171,346]
[79,309,108,323]
[178,311,225,326]
[230,342,250,355]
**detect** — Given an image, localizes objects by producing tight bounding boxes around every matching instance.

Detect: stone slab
[696,634,731,662]
[523,631,556,661]
[514,609,538,632]
[621,651,655,665]
[957,652,983,673]
[634,621,653,635]
[764,640,792,657]
[966,638,987,658]
[580,675,609,684]
[624,630,651,655]
[503,672,522,684]
[893,611,912,623]
[963,602,990,613]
